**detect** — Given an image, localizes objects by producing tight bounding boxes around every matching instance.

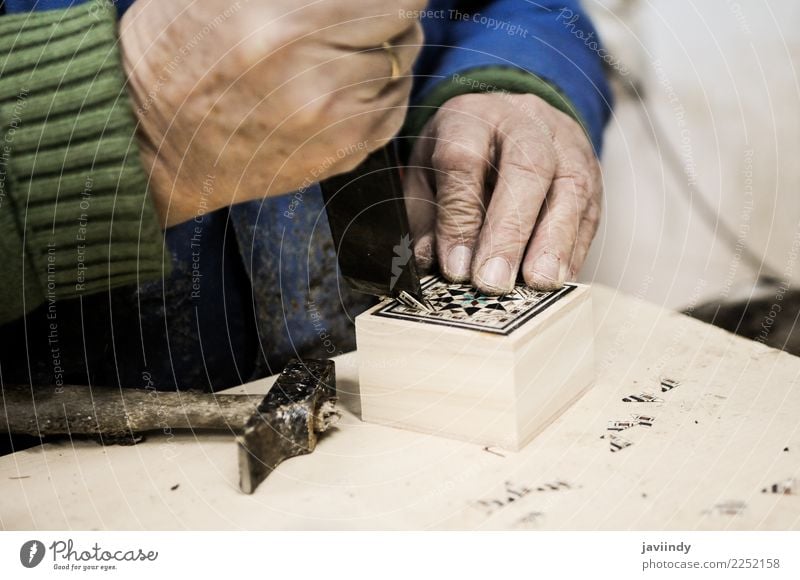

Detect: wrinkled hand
[120,0,424,227]
[404,92,602,294]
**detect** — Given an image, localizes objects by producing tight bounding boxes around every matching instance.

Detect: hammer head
[237,359,338,494]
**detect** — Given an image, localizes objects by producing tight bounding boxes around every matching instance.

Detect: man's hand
[404,92,602,293]
[120,0,424,227]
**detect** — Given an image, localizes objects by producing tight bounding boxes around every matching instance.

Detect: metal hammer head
[237,359,338,494]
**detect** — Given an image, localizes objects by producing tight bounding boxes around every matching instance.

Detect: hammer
[0,359,338,494]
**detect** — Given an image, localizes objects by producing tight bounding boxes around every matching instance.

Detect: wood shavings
[622,393,663,403]
[661,378,681,392]
[761,478,797,495]
[610,434,633,453]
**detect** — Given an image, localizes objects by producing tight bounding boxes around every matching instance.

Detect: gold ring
[381,41,402,81]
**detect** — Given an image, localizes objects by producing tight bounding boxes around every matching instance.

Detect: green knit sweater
[0,0,165,326]
[0,0,584,327]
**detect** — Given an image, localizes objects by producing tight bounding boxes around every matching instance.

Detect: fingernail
[445,245,472,281]
[532,253,562,289]
[477,257,513,292]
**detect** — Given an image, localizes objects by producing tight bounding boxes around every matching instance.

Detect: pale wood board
[2,285,799,530]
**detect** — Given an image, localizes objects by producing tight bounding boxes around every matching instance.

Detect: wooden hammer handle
[0,384,261,437]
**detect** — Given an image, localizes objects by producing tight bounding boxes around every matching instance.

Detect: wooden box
[355,276,595,450]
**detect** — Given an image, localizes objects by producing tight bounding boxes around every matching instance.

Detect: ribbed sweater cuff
[404,66,589,141]
[0,0,166,324]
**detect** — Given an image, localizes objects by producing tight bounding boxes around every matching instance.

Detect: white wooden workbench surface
[2,286,799,530]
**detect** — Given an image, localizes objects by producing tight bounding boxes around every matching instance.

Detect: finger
[551,121,603,280]
[520,106,599,290]
[429,115,494,282]
[471,129,556,294]
[568,191,602,280]
[340,22,422,95]
[403,127,437,272]
[354,25,424,149]
[362,75,415,147]
[382,22,424,79]
[521,166,594,291]
[317,77,412,164]
[320,36,419,101]
[329,0,427,46]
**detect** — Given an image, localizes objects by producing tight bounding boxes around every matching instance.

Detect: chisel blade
[320,144,424,302]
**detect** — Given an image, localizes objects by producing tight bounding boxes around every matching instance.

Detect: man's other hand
[120,0,425,227]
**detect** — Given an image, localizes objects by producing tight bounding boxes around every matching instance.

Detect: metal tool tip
[397,290,435,313]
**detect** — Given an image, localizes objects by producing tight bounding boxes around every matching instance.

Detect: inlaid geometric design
[375,275,576,336]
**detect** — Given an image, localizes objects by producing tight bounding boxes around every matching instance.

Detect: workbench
[2,286,799,530]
